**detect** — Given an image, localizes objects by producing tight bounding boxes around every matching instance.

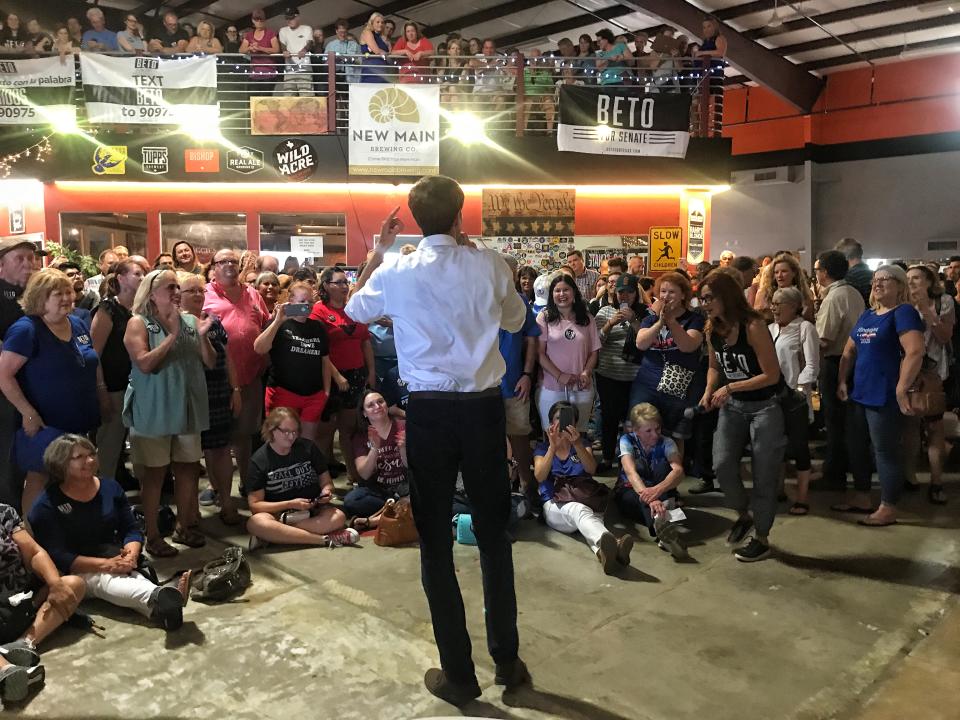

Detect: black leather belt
[408,387,501,400]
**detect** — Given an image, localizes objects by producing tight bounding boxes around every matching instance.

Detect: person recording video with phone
[253,281,333,445]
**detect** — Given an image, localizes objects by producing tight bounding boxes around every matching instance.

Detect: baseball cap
[284,6,299,18]
[0,237,40,258]
[533,270,559,311]
[615,274,639,292]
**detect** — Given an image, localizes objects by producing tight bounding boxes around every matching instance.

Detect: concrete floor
[12,470,960,720]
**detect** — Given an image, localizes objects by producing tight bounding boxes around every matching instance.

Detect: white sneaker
[248,535,268,552]
[325,527,360,547]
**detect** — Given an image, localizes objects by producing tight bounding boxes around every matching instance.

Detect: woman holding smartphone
[254,282,334,445]
[536,274,601,432]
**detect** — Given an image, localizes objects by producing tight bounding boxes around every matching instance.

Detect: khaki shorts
[504,396,532,436]
[129,432,202,468]
[232,378,264,436]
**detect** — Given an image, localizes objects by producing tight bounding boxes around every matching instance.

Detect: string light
[0,135,52,179]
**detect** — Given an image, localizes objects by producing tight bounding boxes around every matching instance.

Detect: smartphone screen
[286,302,312,317]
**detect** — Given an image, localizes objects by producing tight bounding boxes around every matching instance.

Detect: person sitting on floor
[0,502,83,701]
[345,391,409,532]
[246,407,358,550]
[615,403,688,560]
[28,435,190,632]
[533,401,633,575]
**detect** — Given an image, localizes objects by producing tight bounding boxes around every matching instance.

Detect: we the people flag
[0,56,75,126]
[80,54,218,125]
[557,85,691,159]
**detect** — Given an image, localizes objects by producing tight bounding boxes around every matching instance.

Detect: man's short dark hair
[949,255,960,264]
[408,176,464,237]
[835,237,863,260]
[607,256,626,272]
[567,250,583,261]
[731,256,756,274]
[335,18,349,29]
[817,250,848,281]
[595,28,615,44]
[57,261,81,273]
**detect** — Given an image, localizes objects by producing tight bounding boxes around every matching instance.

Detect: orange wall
[43,183,703,264]
[0,181,46,240]
[723,54,960,155]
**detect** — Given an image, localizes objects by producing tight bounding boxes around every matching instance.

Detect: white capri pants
[80,570,158,617]
[542,500,608,553]
[537,387,595,433]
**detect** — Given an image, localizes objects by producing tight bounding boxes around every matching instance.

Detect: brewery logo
[92,145,127,175]
[141,146,169,175]
[185,148,220,173]
[273,139,317,182]
[227,146,264,174]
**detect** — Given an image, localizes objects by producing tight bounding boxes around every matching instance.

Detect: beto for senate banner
[557,86,691,159]
[0,56,75,126]
[80,54,218,125]
[348,85,439,176]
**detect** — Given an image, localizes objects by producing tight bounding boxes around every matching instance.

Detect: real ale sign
[648,227,683,272]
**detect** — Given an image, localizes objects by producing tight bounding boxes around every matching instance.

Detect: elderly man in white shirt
[346,176,529,707]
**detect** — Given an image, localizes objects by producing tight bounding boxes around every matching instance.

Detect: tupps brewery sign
[273,139,317,182]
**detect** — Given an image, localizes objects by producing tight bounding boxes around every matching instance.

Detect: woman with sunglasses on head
[837,265,924,526]
[312,267,375,483]
[903,264,955,505]
[0,269,106,518]
[246,408,357,550]
[122,269,216,557]
[699,271,784,562]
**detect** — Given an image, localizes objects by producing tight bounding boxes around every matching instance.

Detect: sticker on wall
[184,148,220,173]
[92,145,127,175]
[227,146,264,175]
[273,139,317,182]
[141,147,169,175]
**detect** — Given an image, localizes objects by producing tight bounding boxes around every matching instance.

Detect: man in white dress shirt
[346,176,529,706]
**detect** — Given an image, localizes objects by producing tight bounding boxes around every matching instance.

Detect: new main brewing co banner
[0,56,76,126]
[557,86,691,159]
[80,54,218,125]
[348,85,439,176]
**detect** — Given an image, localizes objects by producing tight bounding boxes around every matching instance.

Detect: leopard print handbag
[656,361,695,399]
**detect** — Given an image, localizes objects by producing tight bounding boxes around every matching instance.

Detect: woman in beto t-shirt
[312,267,374,483]
[246,408,356,549]
[838,265,924,527]
[254,282,333,443]
[344,391,409,530]
[536,274,600,433]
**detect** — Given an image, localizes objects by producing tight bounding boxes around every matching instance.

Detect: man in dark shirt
[835,237,873,304]
[148,11,189,55]
[0,239,36,507]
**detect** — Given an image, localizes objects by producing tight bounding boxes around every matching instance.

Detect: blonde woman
[754,252,815,322]
[123,269,216,557]
[186,20,222,54]
[440,38,466,110]
[360,12,390,83]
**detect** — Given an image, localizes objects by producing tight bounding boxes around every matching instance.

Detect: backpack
[190,547,251,602]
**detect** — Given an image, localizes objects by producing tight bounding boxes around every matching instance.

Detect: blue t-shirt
[850,304,924,408]
[82,29,119,51]
[3,315,100,433]
[29,478,143,575]
[617,433,678,496]
[634,310,705,391]
[533,441,589,502]
[499,293,541,399]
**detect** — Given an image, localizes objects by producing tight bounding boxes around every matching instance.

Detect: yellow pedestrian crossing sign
[649,227,683,272]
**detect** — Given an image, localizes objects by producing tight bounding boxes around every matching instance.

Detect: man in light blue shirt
[324,19,361,85]
[81,8,118,52]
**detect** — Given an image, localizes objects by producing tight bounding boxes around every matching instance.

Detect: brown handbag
[908,367,946,417]
[374,498,420,547]
[553,474,609,513]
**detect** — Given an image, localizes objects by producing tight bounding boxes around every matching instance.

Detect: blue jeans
[851,402,906,505]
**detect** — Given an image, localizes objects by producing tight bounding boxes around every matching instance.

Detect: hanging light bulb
[768,0,784,28]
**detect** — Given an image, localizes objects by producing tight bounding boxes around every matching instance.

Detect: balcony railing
[18,51,725,138]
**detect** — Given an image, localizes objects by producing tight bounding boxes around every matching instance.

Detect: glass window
[59,213,147,259]
[160,213,247,265]
[260,213,347,271]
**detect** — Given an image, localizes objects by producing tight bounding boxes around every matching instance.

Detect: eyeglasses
[215,259,239,266]
[872,277,895,285]
[326,279,349,286]
[699,293,714,303]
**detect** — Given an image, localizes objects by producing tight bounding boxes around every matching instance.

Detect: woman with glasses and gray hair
[0,269,106,517]
[122,269,216,557]
[29,434,189,632]
[837,265,924,527]
[767,286,819,515]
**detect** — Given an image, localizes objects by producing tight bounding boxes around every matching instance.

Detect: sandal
[146,538,179,558]
[928,484,948,505]
[830,503,873,514]
[349,517,371,532]
[788,502,810,516]
[171,528,206,548]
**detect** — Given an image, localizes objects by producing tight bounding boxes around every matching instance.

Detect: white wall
[710,162,812,263]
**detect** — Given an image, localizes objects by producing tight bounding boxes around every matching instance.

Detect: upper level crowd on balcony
[0,4,728,89]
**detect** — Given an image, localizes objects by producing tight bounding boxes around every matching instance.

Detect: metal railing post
[515,53,526,137]
[327,51,337,134]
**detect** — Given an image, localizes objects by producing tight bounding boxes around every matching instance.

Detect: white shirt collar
[418,234,458,249]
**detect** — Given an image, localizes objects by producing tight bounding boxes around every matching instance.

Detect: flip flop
[830,503,873,514]
[858,516,898,527]
[789,502,810,516]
